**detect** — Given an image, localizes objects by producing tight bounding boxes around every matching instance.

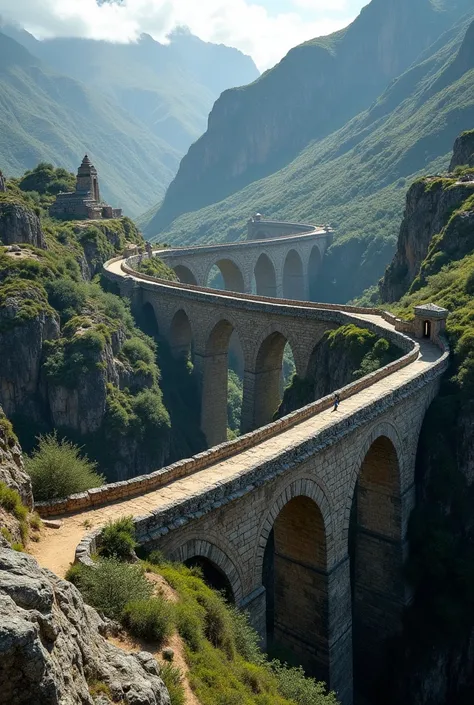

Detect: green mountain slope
[148,12,474,303]
[0,31,180,216]
[149,0,474,233]
[3,26,259,155]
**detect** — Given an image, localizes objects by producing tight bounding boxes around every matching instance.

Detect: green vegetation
[0,169,178,483]
[278,325,399,416]
[99,516,137,560]
[26,433,104,502]
[160,663,186,705]
[122,598,174,645]
[0,481,28,543]
[66,559,153,621]
[136,256,178,281]
[150,13,474,304]
[68,547,338,705]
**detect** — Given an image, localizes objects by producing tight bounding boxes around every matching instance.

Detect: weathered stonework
[34,240,449,705]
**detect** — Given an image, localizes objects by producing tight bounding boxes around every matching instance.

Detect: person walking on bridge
[333,392,340,412]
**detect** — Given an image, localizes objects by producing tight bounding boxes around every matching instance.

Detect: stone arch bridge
[155,221,332,300]
[35,231,449,705]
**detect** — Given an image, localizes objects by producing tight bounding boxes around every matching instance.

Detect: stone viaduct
[35,225,450,705]
[155,221,332,301]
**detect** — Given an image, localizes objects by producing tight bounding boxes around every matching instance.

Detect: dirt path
[109,571,200,705]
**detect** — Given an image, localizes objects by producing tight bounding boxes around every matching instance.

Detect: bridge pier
[194,349,229,447]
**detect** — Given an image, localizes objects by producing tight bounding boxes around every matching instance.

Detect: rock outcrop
[0,202,45,248]
[379,178,472,302]
[450,130,474,170]
[0,547,171,705]
[0,408,32,509]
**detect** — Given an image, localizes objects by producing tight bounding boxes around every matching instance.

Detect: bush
[99,516,137,559]
[272,663,339,705]
[198,591,235,659]
[0,482,28,542]
[174,600,204,651]
[26,433,104,501]
[122,597,173,645]
[66,559,153,620]
[160,664,185,705]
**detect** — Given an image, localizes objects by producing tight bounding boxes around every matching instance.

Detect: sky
[0,0,368,71]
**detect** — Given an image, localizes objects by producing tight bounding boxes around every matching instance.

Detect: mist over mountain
[144,0,474,302]
[0,25,259,215]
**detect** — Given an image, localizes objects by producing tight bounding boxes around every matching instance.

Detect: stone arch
[308,245,323,301]
[256,479,332,680]
[206,258,245,293]
[282,248,305,300]
[254,253,277,298]
[254,477,334,581]
[170,539,244,603]
[347,424,404,699]
[173,264,198,286]
[169,308,193,359]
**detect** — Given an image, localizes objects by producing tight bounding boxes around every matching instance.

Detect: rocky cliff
[149,0,474,235]
[450,129,474,169]
[0,546,171,705]
[0,408,32,509]
[379,177,474,302]
[378,134,474,705]
[0,200,45,248]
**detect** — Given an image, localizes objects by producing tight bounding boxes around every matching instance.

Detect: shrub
[66,559,153,620]
[122,337,155,366]
[26,433,104,501]
[174,600,204,651]
[272,662,339,705]
[99,516,137,559]
[46,278,86,321]
[122,597,173,645]
[160,664,185,705]
[230,608,264,665]
[198,591,235,659]
[0,482,28,542]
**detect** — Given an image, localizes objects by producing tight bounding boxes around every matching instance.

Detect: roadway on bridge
[30,312,443,579]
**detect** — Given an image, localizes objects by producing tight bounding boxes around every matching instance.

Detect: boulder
[0,547,171,705]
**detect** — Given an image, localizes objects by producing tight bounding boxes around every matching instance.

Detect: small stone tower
[76,155,100,202]
[0,170,6,193]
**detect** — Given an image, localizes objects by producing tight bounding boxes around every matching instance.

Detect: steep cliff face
[0,546,171,705]
[0,408,32,509]
[0,201,45,248]
[379,178,473,301]
[378,136,474,705]
[450,129,474,169]
[150,0,473,234]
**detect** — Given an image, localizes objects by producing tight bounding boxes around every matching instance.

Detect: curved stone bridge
[33,228,450,705]
[156,222,332,300]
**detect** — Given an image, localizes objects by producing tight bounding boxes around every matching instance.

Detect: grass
[67,553,339,705]
[0,481,28,543]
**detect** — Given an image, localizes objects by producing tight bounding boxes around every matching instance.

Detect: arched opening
[169,309,193,360]
[184,556,235,603]
[423,320,431,339]
[250,331,294,429]
[254,253,277,298]
[174,264,198,286]
[227,331,244,438]
[349,436,402,700]
[308,246,322,302]
[200,320,243,446]
[283,249,305,300]
[207,259,245,293]
[262,496,328,680]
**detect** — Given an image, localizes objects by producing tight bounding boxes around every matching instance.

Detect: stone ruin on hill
[49,155,122,221]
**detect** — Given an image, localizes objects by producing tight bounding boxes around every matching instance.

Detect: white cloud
[292,0,349,10]
[0,0,356,70]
